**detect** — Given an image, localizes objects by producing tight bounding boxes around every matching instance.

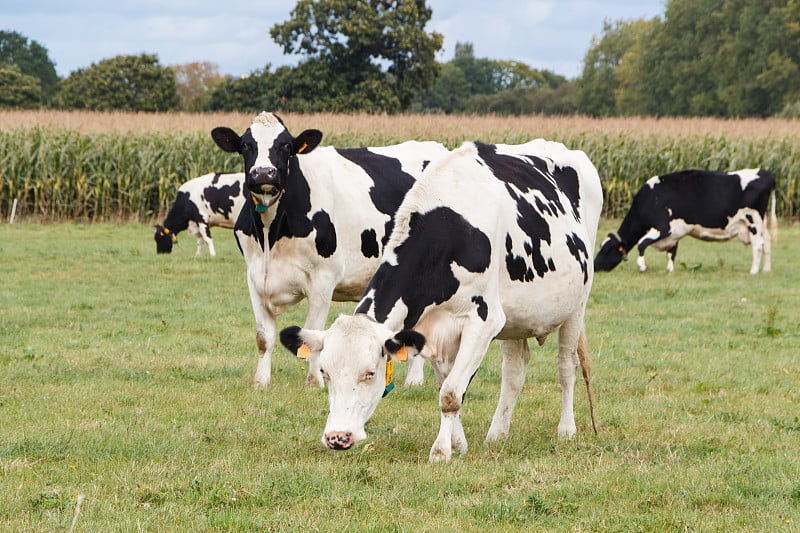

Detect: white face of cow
[281,314,424,450]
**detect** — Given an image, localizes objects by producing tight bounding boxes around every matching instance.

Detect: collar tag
[383,359,395,397]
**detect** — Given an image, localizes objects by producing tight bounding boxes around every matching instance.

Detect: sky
[3,1,666,80]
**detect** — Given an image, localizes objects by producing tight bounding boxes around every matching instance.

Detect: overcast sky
[3,1,665,80]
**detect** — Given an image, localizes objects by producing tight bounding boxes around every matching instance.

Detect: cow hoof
[252,379,270,390]
[428,447,451,462]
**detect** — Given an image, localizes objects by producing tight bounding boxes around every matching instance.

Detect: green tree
[413,62,471,113]
[0,66,42,109]
[172,61,225,112]
[575,18,656,116]
[56,54,178,112]
[0,30,59,104]
[270,0,443,112]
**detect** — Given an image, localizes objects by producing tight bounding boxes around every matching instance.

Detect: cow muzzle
[247,166,281,195]
[323,431,355,450]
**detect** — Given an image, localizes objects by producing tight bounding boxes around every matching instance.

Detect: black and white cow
[155,172,245,256]
[211,112,448,389]
[280,139,603,461]
[594,168,777,274]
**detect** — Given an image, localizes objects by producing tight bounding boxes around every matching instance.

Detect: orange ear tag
[394,345,408,361]
[297,343,311,359]
[297,142,308,154]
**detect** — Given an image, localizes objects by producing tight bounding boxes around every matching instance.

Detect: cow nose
[248,166,279,191]
[324,431,354,450]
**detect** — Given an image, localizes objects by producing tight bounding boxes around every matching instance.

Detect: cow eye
[281,143,292,153]
[320,368,329,380]
[363,369,376,381]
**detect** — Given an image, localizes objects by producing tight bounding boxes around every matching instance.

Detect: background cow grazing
[155,172,245,256]
[211,112,448,389]
[594,168,777,274]
[281,139,603,461]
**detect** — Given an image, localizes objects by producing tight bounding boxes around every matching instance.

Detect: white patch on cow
[645,175,661,188]
[735,168,761,190]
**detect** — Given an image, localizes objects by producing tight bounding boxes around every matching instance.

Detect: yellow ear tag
[297,142,308,154]
[385,359,394,387]
[383,359,395,397]
[394,345,408,362]
[297,343,311,359]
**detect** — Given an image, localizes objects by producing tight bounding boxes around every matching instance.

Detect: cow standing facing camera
[211,112,449,389]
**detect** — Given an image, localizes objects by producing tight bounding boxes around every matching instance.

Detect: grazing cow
[155,172,245,256]
[211,112,448,389]
[594,168,777,274]
[280,139,603,461]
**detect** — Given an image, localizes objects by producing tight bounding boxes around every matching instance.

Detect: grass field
[1,221,799,531]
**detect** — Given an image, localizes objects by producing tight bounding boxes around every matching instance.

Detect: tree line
[2,0,799,117]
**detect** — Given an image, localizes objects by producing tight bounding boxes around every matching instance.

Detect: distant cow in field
[155,172,245,256]
[211,112,448,389]
[280,139,602,461]
[594,168,777,274]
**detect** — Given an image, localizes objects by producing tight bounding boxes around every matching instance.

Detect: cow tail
[577,328,598,435]
[769,189,778,243]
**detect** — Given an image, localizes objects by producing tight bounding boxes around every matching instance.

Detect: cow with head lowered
[280,139,603,461]
[594,168,777,274]
[155,172,245,256]
[211,112,448,389]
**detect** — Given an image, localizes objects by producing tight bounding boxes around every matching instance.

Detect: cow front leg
[404,354,425,385]
[303,289,336,389]
[486,339,531,442]
[429,320,499,461]
[253,311,277,389]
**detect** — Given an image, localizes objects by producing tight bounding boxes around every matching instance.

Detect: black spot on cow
[471,295,488,321]
[337,148,417,252]
[356,207,491,329]
[565,233,590,283]
[202,178,241,219]
[161,190,200,235]
[234,187,266,252]
[266,157,314,248]
[476,142,568,218]
[312,210,337,258]
[360,229,380,258]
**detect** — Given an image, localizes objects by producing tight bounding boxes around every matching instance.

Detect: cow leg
[404,354,425,386]
[198,223,216,257]
[666,243,678,273]
[556,316,583,439]
[430,318,501,462]
[187,222,204,256]
[302,289,336,389]
[238,235,276,389]
[486,338,531,442]
[746,216,769,274]
[762,225,772,273]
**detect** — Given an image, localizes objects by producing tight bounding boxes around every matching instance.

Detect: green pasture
[1,222,799,531]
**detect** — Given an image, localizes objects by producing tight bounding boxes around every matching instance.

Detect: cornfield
[1,111,799,221]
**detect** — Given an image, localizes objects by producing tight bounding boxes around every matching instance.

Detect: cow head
[211,112,323,202]
[593,232,626,271]
[279,314,426,451]
[154,224,176,254]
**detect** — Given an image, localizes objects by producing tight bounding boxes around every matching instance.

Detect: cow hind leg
[746,218,769,274]
[666,243,678,273]
[486,339,531,442]
[556,317,583,439]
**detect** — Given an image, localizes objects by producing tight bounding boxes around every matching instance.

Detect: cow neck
[615,209,644,253]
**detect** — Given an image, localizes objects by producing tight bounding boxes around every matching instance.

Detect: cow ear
[280,326,325,358]
[293,129,323,155]
[211,127,243,154]
[384,329,426,362]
